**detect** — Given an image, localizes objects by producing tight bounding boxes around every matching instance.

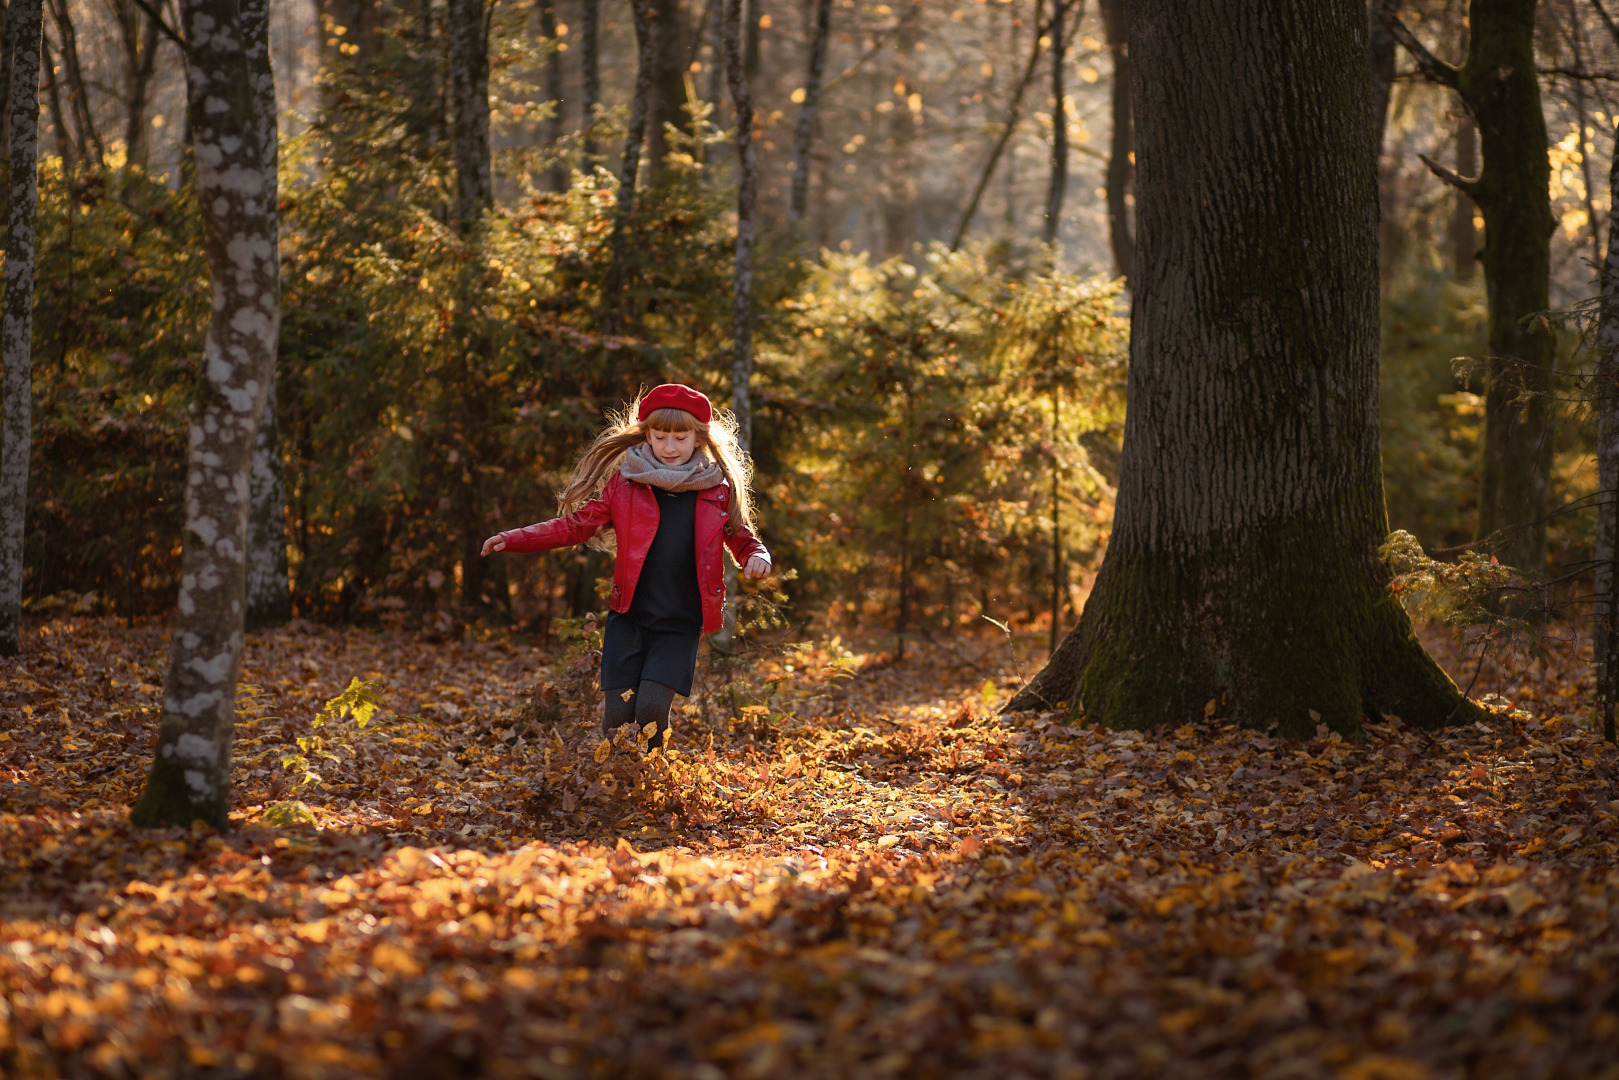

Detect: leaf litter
[1,616,1616,1079]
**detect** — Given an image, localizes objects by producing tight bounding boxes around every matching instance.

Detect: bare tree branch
[1385,14,1460,89]
[1419,152,1480,198]
[125,0,182,50]
[1593,0,1619,51]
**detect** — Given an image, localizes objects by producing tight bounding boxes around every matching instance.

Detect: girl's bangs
[643,407,703,433]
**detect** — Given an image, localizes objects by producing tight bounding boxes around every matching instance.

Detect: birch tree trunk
[130,0,280,829]
[788,0,831,223]
[1,0,15,169]
[1008,0,1483,738]
[1041,0,1071,245]
[448,0,491,230]
[245,0,286,631]
[1100,0,1132,281]
[0,0,40,659]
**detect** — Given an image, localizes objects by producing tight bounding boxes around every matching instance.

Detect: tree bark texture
[788,0,830,223]
[646,0,688,186]
[1450,112,1478,280]
[579,0,600,156]
[0,0,40,659]
[1100,0,1131,281]
[1007,0,1483,738]
[1041,0,1071,245]
[448,0,492,230]
[245,0,286,631]
[130,0,280,829]
[1594,131,1619,744]
[1,0,15,170]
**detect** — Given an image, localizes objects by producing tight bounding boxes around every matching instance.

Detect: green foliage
[775,247,1126,637]
[22,163,206,617]
[278,677,387,790]
[1379,270,1488,555]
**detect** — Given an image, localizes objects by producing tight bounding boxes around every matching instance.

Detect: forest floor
[1,615,1616,1080]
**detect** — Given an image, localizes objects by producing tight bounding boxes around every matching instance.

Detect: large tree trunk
[1100,0,1131,281]
[448,0,492,229]
[788,0,830,223]
[645,0,688,186]
[130,0,280,829]
[0,0,40,659]
[1,0,16,169]
[1007,0,1482,738]
[1041,0,1072,245]
[1449,111,1478,280]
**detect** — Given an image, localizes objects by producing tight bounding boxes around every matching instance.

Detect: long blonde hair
[558,388,758,538]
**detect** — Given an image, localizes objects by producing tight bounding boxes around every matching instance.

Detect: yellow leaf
[371,942,422,977]
[594,738,612,763]
[413,802,434,816]
[876,835,900,849]
[1203,698,1216,718]
[295,920,331,944]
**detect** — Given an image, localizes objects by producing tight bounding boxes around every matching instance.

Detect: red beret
[637,384,713,424]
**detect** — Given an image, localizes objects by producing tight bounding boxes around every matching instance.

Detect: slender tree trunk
[579,0,599,157]
[712,0,755,651]
[448,0,492,230]
[1388,2,1554,574]
[539,0,567,191]
[605,0,656,333]
[1369,0,1396,146]
[114,0,163,170]
[705,0,723,109]
[950,0,1051,251]
[1008,0,1482,737]
[723,0,755,449]
[246,0,286,631]
[48,0,102,166]
[1041,0,1072,245]
[646,0,688,186]
[788,0,830,223]
[1595,109,1619,744]
[0,0,40,658]
[1100,0,1132,280]
[41,33,71,168]
[743,0,760,81]
[882,18,917,258]
[131,0,280,829]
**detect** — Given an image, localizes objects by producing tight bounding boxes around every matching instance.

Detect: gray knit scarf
[619,443,724,492]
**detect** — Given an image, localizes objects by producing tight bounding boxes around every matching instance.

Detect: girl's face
[646,427,697,466]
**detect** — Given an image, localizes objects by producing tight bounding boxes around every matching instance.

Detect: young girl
[481,384,771,748]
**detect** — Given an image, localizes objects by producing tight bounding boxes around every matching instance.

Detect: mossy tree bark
[131,0,280,829]
[1006,0,1484,739]
[1389,1,1554,574]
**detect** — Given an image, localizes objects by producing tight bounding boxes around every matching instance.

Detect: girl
[481,384,771,748]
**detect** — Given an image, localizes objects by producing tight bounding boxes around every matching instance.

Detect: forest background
[7,0,1619,660]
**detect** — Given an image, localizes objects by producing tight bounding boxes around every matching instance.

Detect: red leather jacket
[495,473,769,635]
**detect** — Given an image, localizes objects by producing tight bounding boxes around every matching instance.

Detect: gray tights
[602,680,678,749]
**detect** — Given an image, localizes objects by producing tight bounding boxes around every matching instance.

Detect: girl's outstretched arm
[723,517,772,578]
[481,478,618,557]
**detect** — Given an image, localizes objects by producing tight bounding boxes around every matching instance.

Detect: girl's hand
[743,555,770,580]
[480,535,506,557]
